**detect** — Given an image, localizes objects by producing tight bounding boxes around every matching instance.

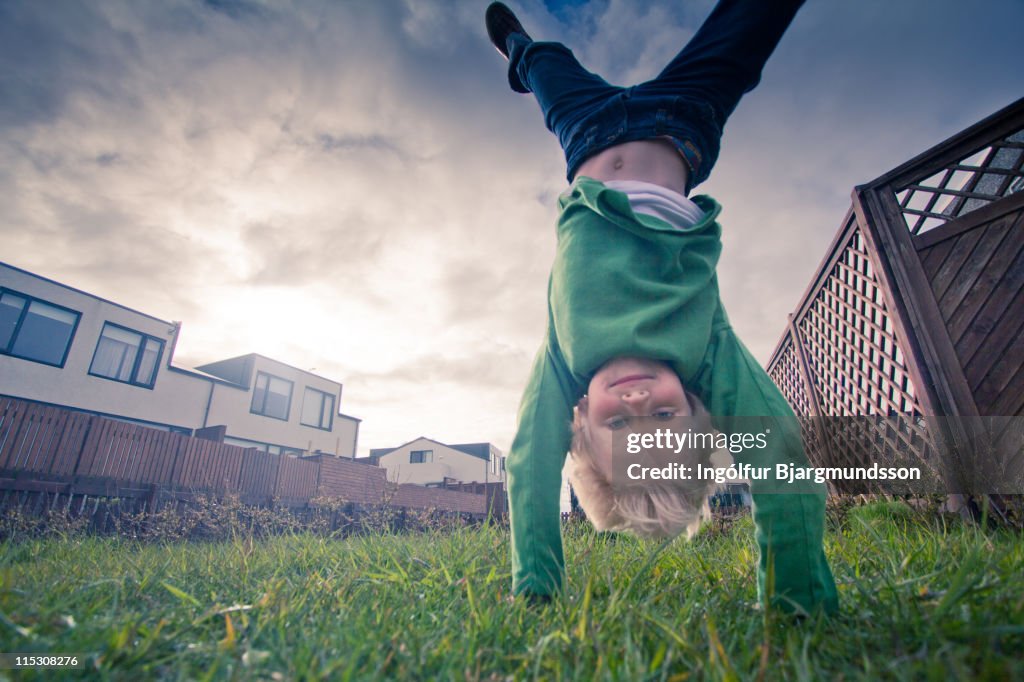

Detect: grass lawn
[1,501,1022,680]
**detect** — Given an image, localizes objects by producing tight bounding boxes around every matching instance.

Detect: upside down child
[485,0,839,614]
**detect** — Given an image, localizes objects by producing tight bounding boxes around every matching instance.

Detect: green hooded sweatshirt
[507,176,839,614]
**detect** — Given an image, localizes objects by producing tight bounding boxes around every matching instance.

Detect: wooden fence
[0,396,506,526]
[766,98,1024,503]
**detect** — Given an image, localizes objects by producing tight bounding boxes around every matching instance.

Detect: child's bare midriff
[573,138,690,195]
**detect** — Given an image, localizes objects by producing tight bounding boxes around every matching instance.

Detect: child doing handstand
[486,0,839,615]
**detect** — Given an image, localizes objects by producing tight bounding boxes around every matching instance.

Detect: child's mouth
[609,374,653,388]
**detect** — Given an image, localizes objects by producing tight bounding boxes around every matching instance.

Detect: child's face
[578,357,692,478]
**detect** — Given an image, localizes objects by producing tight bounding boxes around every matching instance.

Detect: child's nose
[620,389,649,405]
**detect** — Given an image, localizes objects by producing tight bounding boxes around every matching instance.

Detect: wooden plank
[75,415,103,476]
[138,427,162,484]
[26,404,57,471]
[0,399,29,469]
[121,424,143,482]
[165,432,188,486]
[135,428,155,483]
[855,186,979,419]
[914,190,1024,251]
[44,409,71,476]
[125,424,146,481]
[966,298,1024,411]
[107,422,130,480]
[988,363,1024,416]
[8,403,38,471]
[6,401,33,470]
[228,446,242,491]
[153,432,179,486]
[160,433,184,486]
[22,405,51,472]
[184,438,203,489]
[919,236,957,282]
[215,442,235,491]
[213,441,231,492]
[947,221,1024,351]
[81,419,109,478]
[0,398,16,468]
[180,438,202,488]
[156,432,175,486]
[276,457,292,498]
[108,422,129,478]
[43,407,73,475]
[935,210,1017,319]
[928,225,988,305]
[60,412,93,477]
[50,411,84,477]
[955,245,1024,371]
[193,439,213,490]
[171,437,188,487]
[183,437,200,488]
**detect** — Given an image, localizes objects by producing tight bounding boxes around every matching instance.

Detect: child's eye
[652,410,676,421]
[606,417,629,431]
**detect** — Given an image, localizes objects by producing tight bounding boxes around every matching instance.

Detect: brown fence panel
[275,456,319,504]
[172,436,206,489]
[77,419,145,481]
[0,399,76,474]
[238,449,279,502]
[766,99,1024,498]
[50,409,93,477]
[174,438,244,493]
[916,195,1024,417]
[0,397,499,517]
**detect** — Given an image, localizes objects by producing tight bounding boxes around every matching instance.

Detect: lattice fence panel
[766,334,832,468]
[894,129,1024,235]
[767,333,814,418]
[798,228,921,418]
[787,226,939,488]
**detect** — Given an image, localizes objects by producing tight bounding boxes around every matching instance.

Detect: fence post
[854,185,983,509]
[68,413,98,497]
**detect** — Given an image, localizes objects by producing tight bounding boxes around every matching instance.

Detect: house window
[89,323,164,388]
[251,372,293,421]
[0,290,80,368]
[301,387,335,430]
[410,449,433,464]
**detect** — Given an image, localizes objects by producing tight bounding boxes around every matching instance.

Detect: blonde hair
[568,394,719,539]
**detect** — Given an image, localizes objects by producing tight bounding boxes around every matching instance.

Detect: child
[486,0,839,614]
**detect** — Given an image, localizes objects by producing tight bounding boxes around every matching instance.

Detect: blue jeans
[506,0,804,192]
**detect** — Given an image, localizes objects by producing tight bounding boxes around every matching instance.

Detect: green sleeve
[698,332,839,615]
[506,338,578,598]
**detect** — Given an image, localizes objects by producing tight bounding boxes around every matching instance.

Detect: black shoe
[485,2,531,60]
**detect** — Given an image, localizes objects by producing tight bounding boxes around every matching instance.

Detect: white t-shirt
[604,180,705,230]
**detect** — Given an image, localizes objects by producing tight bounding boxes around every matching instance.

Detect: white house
[0,261,359,456]
[197,353,359,457]
[368,437,505,486]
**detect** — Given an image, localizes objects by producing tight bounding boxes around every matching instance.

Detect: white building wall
[0,263,208,430]
[376,438,496,485]
[2,263,360,454]
[203,356,358,457]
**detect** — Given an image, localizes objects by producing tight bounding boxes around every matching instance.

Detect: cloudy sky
[2,0,1022,456]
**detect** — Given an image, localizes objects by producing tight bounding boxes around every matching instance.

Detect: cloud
[2,0,1022,457]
